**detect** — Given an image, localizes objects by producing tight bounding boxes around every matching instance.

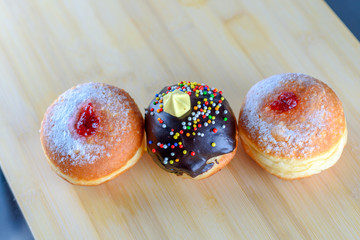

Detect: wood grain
[0,0,359,239]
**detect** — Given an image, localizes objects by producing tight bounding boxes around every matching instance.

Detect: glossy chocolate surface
[145,82,237,178]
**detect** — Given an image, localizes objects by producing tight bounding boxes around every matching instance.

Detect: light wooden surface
[0,0,360,239]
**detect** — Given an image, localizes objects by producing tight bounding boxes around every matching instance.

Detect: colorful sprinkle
[148,81,229,167]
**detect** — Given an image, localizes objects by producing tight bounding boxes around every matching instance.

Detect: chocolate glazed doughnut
[145,81,238,180]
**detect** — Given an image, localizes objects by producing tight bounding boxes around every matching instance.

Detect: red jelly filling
[270,92,298,113]
[75,102,99,136]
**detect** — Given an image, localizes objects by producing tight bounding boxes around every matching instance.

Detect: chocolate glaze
[145,83,237,178]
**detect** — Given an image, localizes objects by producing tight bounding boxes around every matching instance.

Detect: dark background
[1,1,359,239]
[327,0,360,39]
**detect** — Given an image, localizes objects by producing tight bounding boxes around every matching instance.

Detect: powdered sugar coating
[240,73,345,159]
[42,83,130,166]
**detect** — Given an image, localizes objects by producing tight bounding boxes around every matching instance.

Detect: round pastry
[40,82,144,185]
[145,81,238,180]
[239,73,347,179]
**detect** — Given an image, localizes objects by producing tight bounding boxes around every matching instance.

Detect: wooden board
[1,0,360,239]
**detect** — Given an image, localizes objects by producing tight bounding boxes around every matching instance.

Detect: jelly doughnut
[40,83,144,185]
[145,81,238,180]
[239,73,347,179]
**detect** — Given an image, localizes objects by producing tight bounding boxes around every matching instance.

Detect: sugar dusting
[42,83,130,166]
[240,73,333,158]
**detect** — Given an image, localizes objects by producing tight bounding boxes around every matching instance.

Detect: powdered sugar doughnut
[239,73,347,179]
[40,83,144,185]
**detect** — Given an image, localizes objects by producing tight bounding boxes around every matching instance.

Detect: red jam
[75,103,99,136]
[270,92,298,113]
